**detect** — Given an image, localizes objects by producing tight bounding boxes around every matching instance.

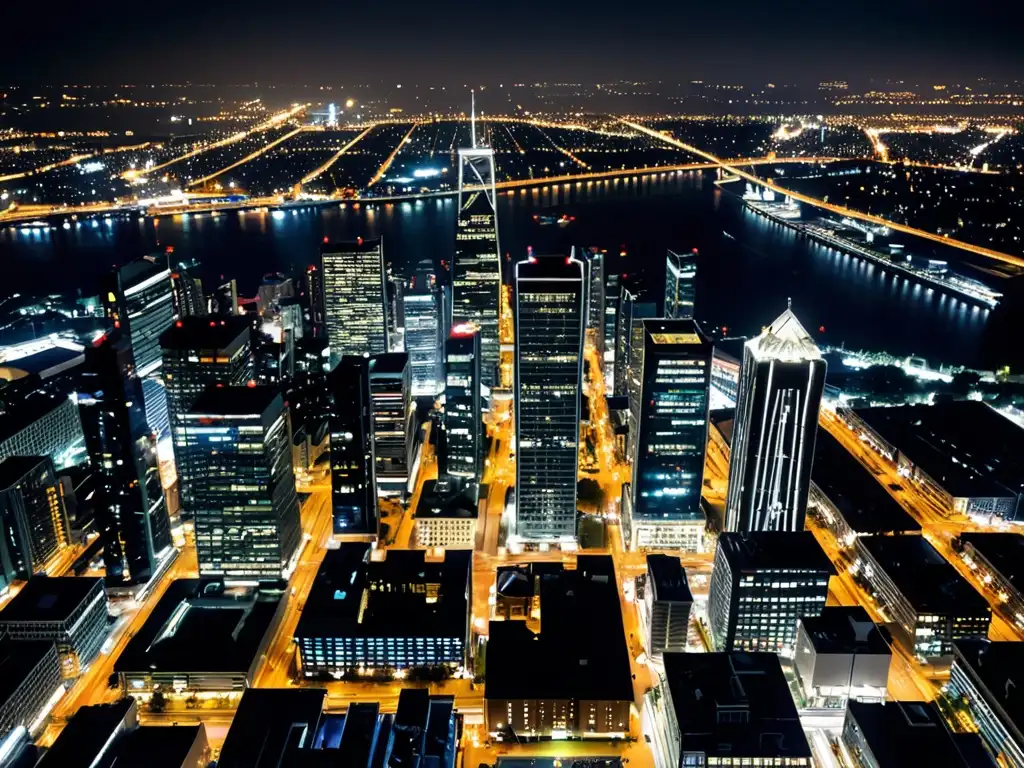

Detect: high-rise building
[214,278,239,317]
[77,333,173,590]
[386,267,406,353]
[0,456,71,585]
[183,386,301,583]
[160,317,254,512]
[442,325,481,483]
[170,266,205,318]
[627,319,712,551]
[102,253,175,437]
[329,356,378,535]
[725,306,826,533]
[403,278,442,397]
[452,147,500,388]
[305,263,325,338]
[577,246,606,354]
[368,353,414,498]
[603,271,621,389]
[614,286,657,407]
[321,238,388,365]
[640,554,693,657]
[0,386,86,471]
[513,254,585,542]
[664,248,697,320]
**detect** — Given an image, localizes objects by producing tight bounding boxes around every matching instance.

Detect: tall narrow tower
[664,248,697,320]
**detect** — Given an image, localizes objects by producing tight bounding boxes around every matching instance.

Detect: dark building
[613,287,657,421]
[329,356,378,536]
[577,246,606,354]
[322,238,388,365]
[182,386,300,583]
[485,556,633,739]
[442,325,481,483]
[949,639,1024,768]
[114,579,281,692]
[853,534,990,659]
[101,252,174,437]
[664,248,697,320]
[0,378,86,472]
[295,544,472,676]
[646,652,812,768]
[0,576,107,677]
[160,316,254,512]
[170,266,206,319]
[513,254,585,542]
[77,334,173,591]
[218,689,327,768]
[305,263,326,339]
[0,456,70,584]
[842,699,992,768]
[708,532,834,655]
[955,533,1024,637]
[0,637,62,742]
[368,353,414,498]
[640,554,693,657]
[725,307,826,533]
[627,319,712,551]
[214,278,239,317]
[602,270,621,389]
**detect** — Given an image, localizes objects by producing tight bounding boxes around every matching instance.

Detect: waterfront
[0,169,996,367]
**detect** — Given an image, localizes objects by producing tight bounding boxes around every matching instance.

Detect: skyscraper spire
[471,89,477,149]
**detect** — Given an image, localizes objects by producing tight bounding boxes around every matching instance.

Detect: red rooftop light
[247,380,256,388]
[175,320,183,328]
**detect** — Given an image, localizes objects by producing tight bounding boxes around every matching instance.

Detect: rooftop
[857,535,990,617]
[663,652,811,760]
[812,429,921,535]
[515,253,584,282]
[219,688,327,768]
[114,579,282,676]
[36,699,136,768]
[747,307,821,363]
[798,606,890,656]
[368,352,409,377]
[0,386,73,445]
[0,454,51,489]
[0,576,103,624]
[647,554,693,603]
[717,532,836,574]
[846,700,983,768]
[108,725,207,768]
[188,385,282,417]
[413,479,479,520]
[295,544,471,640]
[958,533,1024,593]
[0,345,84,380]
[643,318,711,349]
[0,637,56,706]
[486,556,633,703]
[953,639,1024,740]
[159,315,252,351]
[321,238,381,254]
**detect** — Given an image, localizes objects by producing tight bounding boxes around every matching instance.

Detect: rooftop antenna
[787,296,792,310]
[471,89,477,148]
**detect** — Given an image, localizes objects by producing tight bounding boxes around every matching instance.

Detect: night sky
[4,0,1022,84]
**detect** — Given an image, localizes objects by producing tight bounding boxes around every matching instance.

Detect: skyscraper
[160,317,254,512]
[577,247,606,354]
[603,271,621,388]
[725,307,826,533]
[305,263,325,339]
[0,456,71,586]
[321,238,389,365]
[329,356,378,535]
[403,268,442,397]
[513,254,585,542]
[452,142,500,388]
[443,325,481,483]
[614,286,657,399]
[664,248,697,320]
[102,253,175,437]
[77,333,173,589]
[170,266,205,318]
[183,386,301,583]
[368,353,414,498]
[627,319,713,551]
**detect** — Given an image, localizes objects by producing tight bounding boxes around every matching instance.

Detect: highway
[186,125,309,190]
[300,126,373,185]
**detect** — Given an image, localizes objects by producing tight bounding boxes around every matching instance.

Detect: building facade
[664,248,697,320]
[0,388,86,471]
[627,319,712,551]
[321,239,388,364]
[0,639,62,739]
[513,254,585,542]
[639,554,693,657]
[725,307,826,533]
[403,285,442,397]
[442,326,481,482]
[603,271,621,389]
[329,356,378,535]
[368,354,414,498]
[0,456,71,583]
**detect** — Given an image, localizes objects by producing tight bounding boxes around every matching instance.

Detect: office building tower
[0,456,70,585]
[0,386,86,471]
[627,319,712,551]
[254,330,294,386]
[170,266,205,318]
[577,246,606,354]
[102,253,175,437]
[256,273,295,316]
[513,254,585,542]
[183,386,301,583]
[640,554,693,657]
[305,263,325,338]
[328,356,378,535]
[725,306,826,533]
[386,267,406,353]
[452,144,500,388]
[321,238,388,365]
[443,325,481,482]
[0,637,62,741]
[77,334,172,590]
[160,317,254,512]
[664,248,697,320]
[214,278,239,317]
[368,353,414,497]
[614,286,657,418]
[603,271,621,388]
[403,281,442,397]
[709,531,833,655]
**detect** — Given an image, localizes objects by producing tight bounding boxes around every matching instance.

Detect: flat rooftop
[0,386,72,444]
[111,725,206,768]
[812,429,921,535]
[219,688,327,768]
[846,700,983,768]
[647,554,692,603]
[0,454,49,488]
[295,544,471,640]
[857,536,990,617]
[114,579,282,676]
[188,385,281,417]
[0,638,55,706]
[0,345,84,379]
[663,652,811,760]
[958,533,1024,594]
[486,556,633,704]
[717,532,836,575]
[953,639,1024,740]
[799,606,890,656]
[159,316,251,351]
[368,352,409,377]
[0,576,103,624]
[413,479,479,520]
[854,402,1024,502]
[36,699,135,768]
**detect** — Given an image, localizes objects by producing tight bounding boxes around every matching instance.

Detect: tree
[577,478,605,508]
[149,690,167,713]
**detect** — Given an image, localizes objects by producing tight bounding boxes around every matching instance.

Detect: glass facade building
[443,326,481,482]
[513,254,585,541]
[627,320,712,551]
[0,456,71,585]
[664,248,697,320]
[329,356,378,535]
[603,271,621,389]
[403,288,442,397]
[368,354,414,498]
[321,239,388,365]
[183,386,300,583]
